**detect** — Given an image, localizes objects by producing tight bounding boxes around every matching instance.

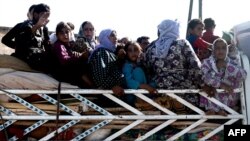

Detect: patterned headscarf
[96,29,116,52]
[155,19,180,58]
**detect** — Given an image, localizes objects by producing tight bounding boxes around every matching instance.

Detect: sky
[0,0,249,41]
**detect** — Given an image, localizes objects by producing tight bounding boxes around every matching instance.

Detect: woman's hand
[201,84,216,97]
[112,86,124,96]
[81,50,90,60]
[220,83,234,93]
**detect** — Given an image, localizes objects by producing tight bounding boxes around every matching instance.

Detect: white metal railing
[0,88,246,141]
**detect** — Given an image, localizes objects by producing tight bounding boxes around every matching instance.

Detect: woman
[89,29,124,96]
[77,21,97,51]
[143,19,202,112]
[200,38,247,115]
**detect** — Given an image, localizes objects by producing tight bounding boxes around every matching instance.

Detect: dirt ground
[0,32,14,55]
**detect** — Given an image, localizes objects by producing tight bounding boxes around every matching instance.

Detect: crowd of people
[1,3,247,116]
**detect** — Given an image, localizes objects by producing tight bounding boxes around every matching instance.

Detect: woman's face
[214,41,228,60]
[83,23,94,39]
[108,31,118,46]
[57,27,70,43]
[127,44,141,62]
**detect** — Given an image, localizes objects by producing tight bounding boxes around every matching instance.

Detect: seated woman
[200,38,247,115]
[143,19,202,111]
[89,29,125,96]
[51,22,91,88]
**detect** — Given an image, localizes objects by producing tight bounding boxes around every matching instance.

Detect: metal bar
[199,0,202,20]
[166,93,205,115]
[104,120,144,141]
[1,115,244,120]
[0,106,16,131]
[38,94,81,140]
[240,84,248,124]
[240,54,250,124]
[71,120,112,141]
[135,120,176,141]
[103,93,144,115]
[4,93,49,141]
[167,119,207,141]
[9,120,48,141]
[70,93,112,115]
[39,94,114,141]
[198,119,239,141]
[39,120,80,141]
[135,93,176,115]
[199,92,239,115]
[0,89,242,94]
[186,0,193,38]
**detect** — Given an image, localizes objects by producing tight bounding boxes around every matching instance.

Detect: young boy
[202,18,220,43]
[187,19,212,61]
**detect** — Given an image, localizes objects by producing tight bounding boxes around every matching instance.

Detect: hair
[81,21,93,29]
[188,19,204,29]
[124,41,142,61]
[136,36,150,44]
[33,3,50,14]
[28,4,36,13]
[67,22,75,30]
[204,18,216,29]
[56,22,71,35]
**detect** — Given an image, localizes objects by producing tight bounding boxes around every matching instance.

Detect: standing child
[202,18,220,43]
[200,38,247,115]
[187,19,212,61]
[122,42,157,94]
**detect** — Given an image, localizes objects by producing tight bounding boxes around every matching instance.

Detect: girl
[123,42,157,94]
[51,22,92,88]
[200,38,247,115]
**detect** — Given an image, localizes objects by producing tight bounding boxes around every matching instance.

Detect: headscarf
[95,29,116,53]
[155,19,180,58]
[78,21,96,49]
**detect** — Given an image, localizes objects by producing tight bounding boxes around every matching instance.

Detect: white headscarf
[155,19,180,58]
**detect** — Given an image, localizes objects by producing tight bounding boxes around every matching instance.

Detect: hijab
[155,19,180,58]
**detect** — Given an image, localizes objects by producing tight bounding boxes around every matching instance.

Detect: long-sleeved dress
[200,56,247,112]
[89,48,124,89]
[143,39,202,111]
[144,39,202,89]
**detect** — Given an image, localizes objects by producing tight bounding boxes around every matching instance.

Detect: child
[202,18,220,43]
[200,38,247,115]
[51,22,92,88]
[187,19,212,61]
[122,42,157,94]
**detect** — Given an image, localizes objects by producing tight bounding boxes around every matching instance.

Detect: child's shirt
[202,30,219,44]
[53,40,81,65]
[187,34,208,52]
[122,61,147,89]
